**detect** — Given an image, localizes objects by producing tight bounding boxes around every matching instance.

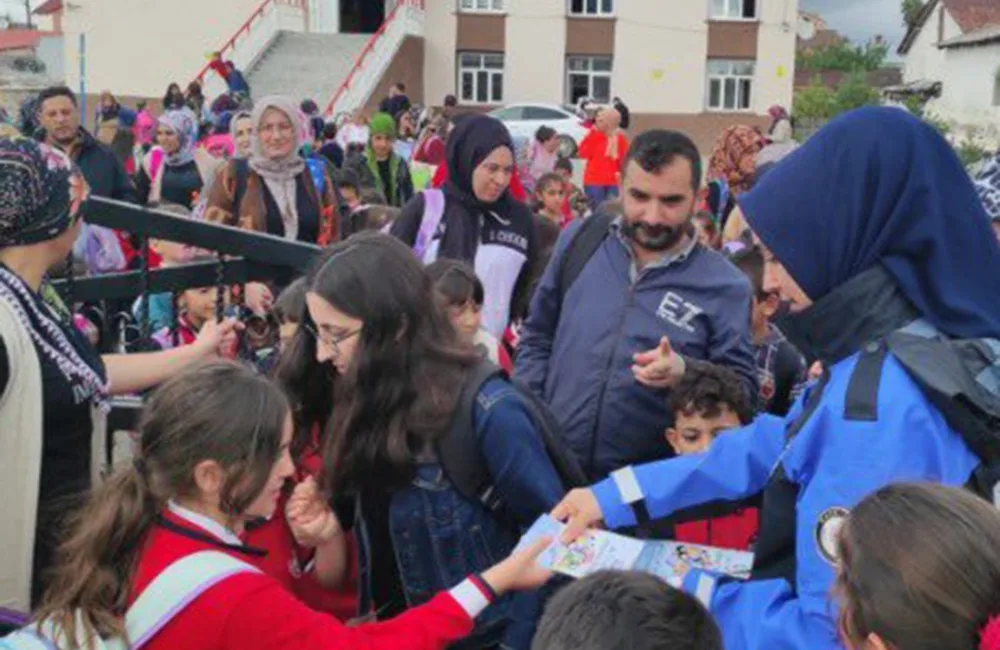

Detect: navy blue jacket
[516,220,757,481]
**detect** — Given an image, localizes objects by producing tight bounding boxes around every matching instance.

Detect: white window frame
[457,52,505,105]
[565,55,613,105]
[568,0,614,18]
[709,0,758,21]
[458,0,505,13]
[706,59,755,112]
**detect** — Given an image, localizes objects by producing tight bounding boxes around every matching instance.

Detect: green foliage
[798,40,889,73]
[902,0,925,28]
[793,72,881,121]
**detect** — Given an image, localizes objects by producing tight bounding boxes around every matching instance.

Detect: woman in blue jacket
[278,232,564,650]
[550,107,1000,650]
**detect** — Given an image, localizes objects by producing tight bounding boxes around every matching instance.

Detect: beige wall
[62,0,262,98]
[422,0,458,105]
[903,5,961,83]
[753,0,797,113]
[612,0,707,114]
[505,0,566,103]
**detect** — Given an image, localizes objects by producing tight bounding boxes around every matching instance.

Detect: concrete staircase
[245,31,371,103]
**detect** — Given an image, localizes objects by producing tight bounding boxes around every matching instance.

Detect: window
[489,106,525,120]
[523,106,570,120]
[709,0,757,20]
[458,52,505,104]
[706,59,755,111]
[993,76,1000,107]
[566,56,613,105]
[459,0,504,13]
[569,0,614,17]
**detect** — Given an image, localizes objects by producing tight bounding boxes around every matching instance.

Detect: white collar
[167,500,243,546]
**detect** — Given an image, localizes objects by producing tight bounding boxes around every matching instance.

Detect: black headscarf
[439,114,518,260]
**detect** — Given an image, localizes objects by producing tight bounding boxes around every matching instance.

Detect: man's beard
[621,219,691,252]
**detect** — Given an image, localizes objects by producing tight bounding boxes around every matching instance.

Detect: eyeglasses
[304,322,361,356]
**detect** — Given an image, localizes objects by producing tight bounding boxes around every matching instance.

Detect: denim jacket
[354,377,566,650]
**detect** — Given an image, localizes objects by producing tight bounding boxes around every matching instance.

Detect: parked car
[488,103,589,158]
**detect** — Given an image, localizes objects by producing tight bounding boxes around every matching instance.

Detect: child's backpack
[436,361,586,518]
[0,551,257,650]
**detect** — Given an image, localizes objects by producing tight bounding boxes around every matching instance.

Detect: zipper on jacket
[585,277,641,479]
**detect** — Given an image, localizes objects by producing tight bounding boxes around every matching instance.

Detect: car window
[523,106,568,121]
[489,107,525,120]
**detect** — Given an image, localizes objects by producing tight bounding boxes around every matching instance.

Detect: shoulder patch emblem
[815,506,850,565]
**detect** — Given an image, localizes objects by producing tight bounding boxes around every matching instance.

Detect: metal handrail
[322,0,425,117]
[193,0,307,87]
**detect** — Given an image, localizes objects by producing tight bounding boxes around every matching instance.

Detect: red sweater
[673,507,759,551]
[578,130,628,187]
[243,439,359,621]
[130,508,490,650]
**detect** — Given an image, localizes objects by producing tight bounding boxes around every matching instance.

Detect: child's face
[538,183,566,216]
[447,300,482,343]
[556,167,572,183]
[666,406,743,455]
[543,136,560,154]
[371,134,394,160]
[183,286,223,327]
[152,238,194,265]
[341,186,360,208]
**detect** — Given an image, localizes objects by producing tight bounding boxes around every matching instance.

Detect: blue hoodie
[516,218,757,481]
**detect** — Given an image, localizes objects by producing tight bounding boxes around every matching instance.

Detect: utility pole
[24,0,33,28]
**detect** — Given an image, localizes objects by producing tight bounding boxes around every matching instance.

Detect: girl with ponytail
[30,360,551,650]
[836,483,1000,650]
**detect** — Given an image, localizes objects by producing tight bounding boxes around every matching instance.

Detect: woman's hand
[193,317,242,357]
[287,477,342,548]
[551,488,605,543]
[245,282,274,316]
[479,537,553,595]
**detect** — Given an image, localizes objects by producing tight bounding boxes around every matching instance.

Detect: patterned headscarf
[0,135,86,247]
[974,152,1000,222]
[157,109,198,167]
[708,125,766,196]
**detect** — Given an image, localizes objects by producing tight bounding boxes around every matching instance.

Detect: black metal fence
[52,197,324,451]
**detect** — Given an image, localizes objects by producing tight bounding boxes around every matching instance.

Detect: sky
[801,0,907,49]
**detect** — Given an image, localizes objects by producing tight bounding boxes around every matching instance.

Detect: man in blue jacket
[549,107,1000,650]
[515,129,757,482]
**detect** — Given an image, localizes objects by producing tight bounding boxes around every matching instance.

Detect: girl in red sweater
[31,361,552,650]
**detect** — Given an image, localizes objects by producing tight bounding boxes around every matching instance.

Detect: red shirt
[243,437,359,621]
[129,507,481,650]
[578,129,628,187]
[673,507,759,551]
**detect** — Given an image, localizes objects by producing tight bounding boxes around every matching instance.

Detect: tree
[793,79,837,120]
[798,39,889,73]
[833,71,882,114]
[902,0,925,28]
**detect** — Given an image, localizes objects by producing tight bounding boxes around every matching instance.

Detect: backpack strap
[844,340,888,421]
[437,362,507,512]
[556,212,614,299]
[232,158,250,215]
[413,189,445,263]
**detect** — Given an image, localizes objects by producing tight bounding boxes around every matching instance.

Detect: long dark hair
[282,233,479,495]
[836,482,1000,650]
[35,361,289,643]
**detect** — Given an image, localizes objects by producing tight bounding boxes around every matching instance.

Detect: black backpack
[436,362,587,516]
[555,212,615,300]
[849,323,1000,505]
